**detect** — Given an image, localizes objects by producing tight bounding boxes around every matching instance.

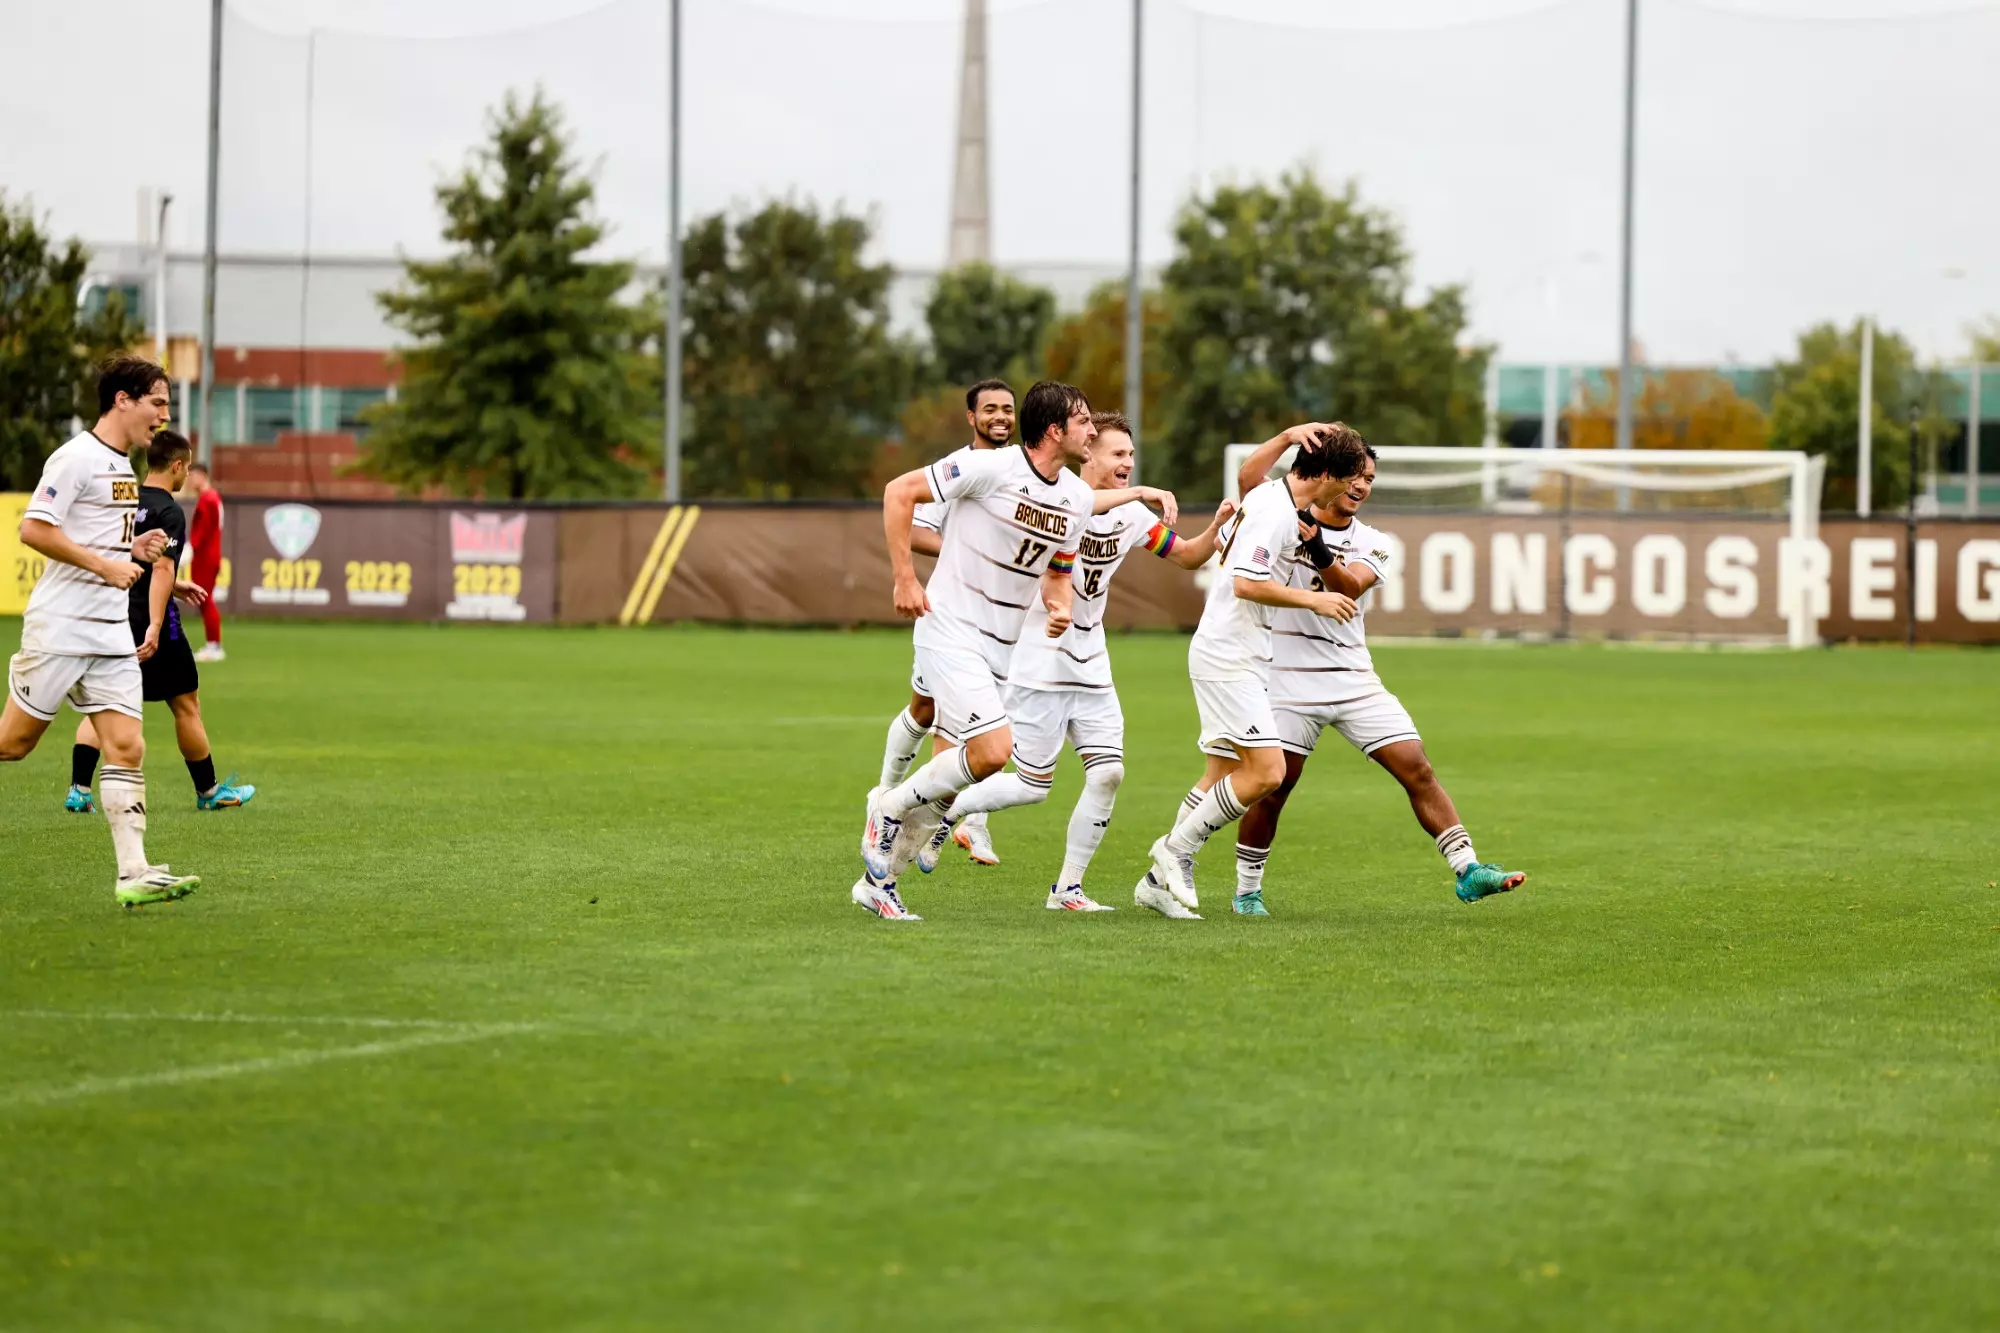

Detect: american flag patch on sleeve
[43,484,58,499]
[1251,545,1271,567]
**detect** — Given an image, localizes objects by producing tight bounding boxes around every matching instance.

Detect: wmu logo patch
[263,504,322,559]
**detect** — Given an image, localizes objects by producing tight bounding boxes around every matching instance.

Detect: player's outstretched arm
[1162,499,1238,569]
[1233,575,1357,623]
[18,519,147,591]
[1091,485,1178,525]
[882,470,933,619]
[1234,423,1331,499]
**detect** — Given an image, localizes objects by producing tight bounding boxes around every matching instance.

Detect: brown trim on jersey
[971,550,1040,579]
[966,586,1031,612]
[974,626,1020,648]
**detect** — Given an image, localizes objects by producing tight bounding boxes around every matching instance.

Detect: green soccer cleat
[64,785,97,814]
[1232,889,1270,917]
[196,776,256,811]
[116,868,201,908]
[1455,861,1526,903]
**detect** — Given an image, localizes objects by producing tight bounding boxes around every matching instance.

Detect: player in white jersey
[869,378,1015,867]
[853,381,1175,919]
[1,356,202,907]
[908,411,1237,910]
[1133,424,1368,919]
[1229,439,1527,908]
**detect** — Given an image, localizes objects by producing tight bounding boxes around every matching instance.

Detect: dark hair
[965,379,1013,413]
[187,460,210,476]
[97,355,169,415]
[1290,422,1371,482]
[1089,410,1132,439]
[1018,381,1090,450]
[146,429,193,472]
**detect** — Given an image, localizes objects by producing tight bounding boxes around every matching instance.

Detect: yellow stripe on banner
[1,494,35,617]
[618,506,683,627]
[635,505,700,625]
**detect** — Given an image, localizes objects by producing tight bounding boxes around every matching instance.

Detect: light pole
[1614,0,1639,462]
[664,0,682,502]
[1124,0,1144,485]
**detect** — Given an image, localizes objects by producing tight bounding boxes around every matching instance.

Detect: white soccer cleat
[891,803,941,878]
[115,867,200,908]
[1047,884,1114,912]
[861,785,884,844]
[1148,835,1200,910]
[955,818,1000,866]
[851,876,921,921]
[1134,873,1200,919]
[193,644,225,662]
[916,813,956,874]
[861,791,902,881]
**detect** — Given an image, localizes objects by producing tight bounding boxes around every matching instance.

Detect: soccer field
[2,621,1995,1330]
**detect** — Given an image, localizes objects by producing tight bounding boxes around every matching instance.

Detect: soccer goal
[1221,444,1829,647]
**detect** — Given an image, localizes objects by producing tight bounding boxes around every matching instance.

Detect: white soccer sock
[882,747,978,818]
[962,809,990,831]
[944,770,1051,821]
[1166,776,1248,856]
[98,765,152,881]
[878,708,931,788]
[1435,824,1477,876]
[1235,843,1270,898]
[1057,757,1123,887]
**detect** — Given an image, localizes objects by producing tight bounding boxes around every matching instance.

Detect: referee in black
[66,430,257,813]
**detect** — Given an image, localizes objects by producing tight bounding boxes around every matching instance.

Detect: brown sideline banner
[58,496,1986,644]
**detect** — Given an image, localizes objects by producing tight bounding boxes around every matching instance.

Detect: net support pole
[196,0,223,464]
[663,0,683,502]
[1906,405,1919,650]
[1857,315,1874,518]
[1787,450,1813,648]
[1541,363,1558,448]
[1123,0,1144,486]
[1613,0,1639,481]
[1966,359,1981,517]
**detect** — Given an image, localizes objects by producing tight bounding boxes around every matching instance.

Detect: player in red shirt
[185,462,225,661]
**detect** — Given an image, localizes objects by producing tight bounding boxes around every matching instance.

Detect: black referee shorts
[140,630,200,703]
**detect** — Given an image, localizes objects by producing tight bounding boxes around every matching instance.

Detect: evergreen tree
[0,195,145,489]
[359,91,656,500]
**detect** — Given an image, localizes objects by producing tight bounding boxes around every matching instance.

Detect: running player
[1229,436,1526,909]
[1133,423,1365,920]
[64,430,257,815]
[0,356,201,907]
[853,380,1174,919]
[911,411,1237,910]
[869,378,1015,866]
[184,460,225,661]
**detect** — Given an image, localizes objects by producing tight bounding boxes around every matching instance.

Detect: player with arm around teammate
[1133,423,1366,919]
[0,357,200,907]
[907,410,1237,910]
[64,430,257,816]
[1229,439,1526,909]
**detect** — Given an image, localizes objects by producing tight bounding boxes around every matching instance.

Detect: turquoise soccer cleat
[196,775,257,811]
[1232,889,1270,917]
[1455,861,1526,903]
[64,785,97,814]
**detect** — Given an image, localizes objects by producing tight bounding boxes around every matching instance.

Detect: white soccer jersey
[1269,514,1396,706]
[1187,477,1306,682]
[912,444,978,535]
[914,445,1091,678]
[20,432,141,657]
[1010,499,1175,692]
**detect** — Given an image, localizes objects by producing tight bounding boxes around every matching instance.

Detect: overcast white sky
[6,0,1999,363]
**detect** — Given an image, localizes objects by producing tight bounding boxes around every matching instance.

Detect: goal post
[1221,444,1827,647]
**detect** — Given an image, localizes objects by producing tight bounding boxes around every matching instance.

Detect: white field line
[0,1009,471,1029]
[0,1022,541,1111]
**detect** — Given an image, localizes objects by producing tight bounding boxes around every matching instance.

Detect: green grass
[2,621,1996,1331]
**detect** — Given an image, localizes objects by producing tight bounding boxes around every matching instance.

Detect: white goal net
[1221,445,1828,647]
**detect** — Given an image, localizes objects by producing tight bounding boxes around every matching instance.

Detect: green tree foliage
[1768,321,1932,511]
[358,92,656,500]
[1040,281,1168,438]
[0,195,146,489]
[922,262,1055,389]
[1969,317,2000,364]
[1154,171,1489,493]
[681,200,911,498]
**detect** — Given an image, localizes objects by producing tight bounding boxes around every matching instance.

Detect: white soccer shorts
[1193,676,1283,759]
[909,656,930,698]
[1274,689,1422,759]
[7,651,143,722]
[1005,684,1125,776]
[912,643,1010,745]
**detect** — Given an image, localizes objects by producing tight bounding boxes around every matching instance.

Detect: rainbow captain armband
[1047,551,1077,576]
[1142,523,1176,557]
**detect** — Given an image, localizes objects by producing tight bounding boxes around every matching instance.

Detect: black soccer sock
[71,744,100,789]
[187,754,217,796]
